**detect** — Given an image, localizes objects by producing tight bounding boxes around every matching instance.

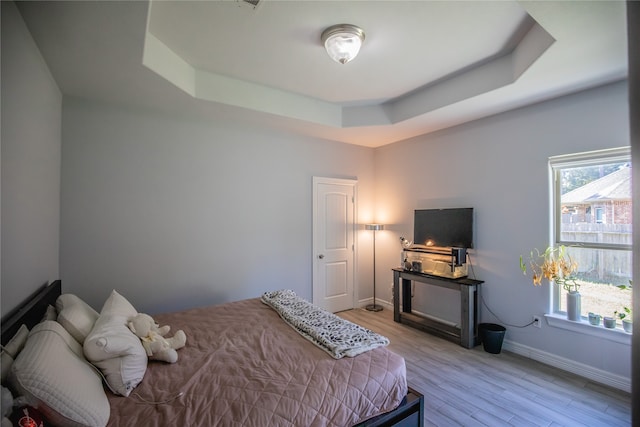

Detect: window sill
[544,314,632,345]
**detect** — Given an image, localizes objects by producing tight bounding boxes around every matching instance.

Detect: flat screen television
[413,208,474,249]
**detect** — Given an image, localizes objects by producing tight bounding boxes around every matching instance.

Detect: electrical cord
[467,253,536,329]
[481,295,535,328]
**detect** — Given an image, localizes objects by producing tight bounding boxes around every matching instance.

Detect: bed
[1,281,424,427]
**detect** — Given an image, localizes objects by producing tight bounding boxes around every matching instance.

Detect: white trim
[544,313,631,345]
[549,146,630,168]
[372,303,631,392]
[502,339,631,393]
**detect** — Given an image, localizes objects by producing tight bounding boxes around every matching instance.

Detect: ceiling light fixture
[321,24,365,65]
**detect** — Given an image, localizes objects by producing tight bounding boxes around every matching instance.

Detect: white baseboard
[356,299,630,393]
[503,339,631,393]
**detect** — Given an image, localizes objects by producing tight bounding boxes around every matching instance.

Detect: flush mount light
[321,24,365,64]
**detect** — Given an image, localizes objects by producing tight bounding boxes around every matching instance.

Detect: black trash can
[479,323,506,354]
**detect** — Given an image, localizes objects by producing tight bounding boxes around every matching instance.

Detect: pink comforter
[106,298,407,426]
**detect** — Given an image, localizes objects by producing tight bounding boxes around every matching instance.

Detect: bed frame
[1,280,61,346]
[0,280,424,427]
[358,388,424,427]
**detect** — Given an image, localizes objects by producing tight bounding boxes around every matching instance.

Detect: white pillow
[9,321,110,427]
[3,324,29,357]
[0,324,29,383]
[42,304,58,321]
[83,290,147,396]
[56,294,100,344]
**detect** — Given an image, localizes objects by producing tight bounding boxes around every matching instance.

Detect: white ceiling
[16,0,628,148]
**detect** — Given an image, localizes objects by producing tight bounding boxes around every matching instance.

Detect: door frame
[312,176,358,310]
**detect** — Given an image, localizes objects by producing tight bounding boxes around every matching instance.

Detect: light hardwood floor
[338,308,632,427]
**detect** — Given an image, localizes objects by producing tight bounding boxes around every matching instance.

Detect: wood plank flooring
[338,308,632,427]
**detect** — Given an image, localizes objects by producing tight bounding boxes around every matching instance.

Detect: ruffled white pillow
[83,290,147,396]
[56,294,99,344]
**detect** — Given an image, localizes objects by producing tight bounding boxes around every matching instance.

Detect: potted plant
[603,314,617,329]
[616,280,632,333]
[615,307,632,333]
[520,246,580,321]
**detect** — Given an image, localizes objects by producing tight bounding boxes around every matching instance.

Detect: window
[550,147,632,326]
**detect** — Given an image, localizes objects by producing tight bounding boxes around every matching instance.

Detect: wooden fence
[561,224,632,285]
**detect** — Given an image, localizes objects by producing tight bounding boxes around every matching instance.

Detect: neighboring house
[561,165,632,225]
[561,165,632,281]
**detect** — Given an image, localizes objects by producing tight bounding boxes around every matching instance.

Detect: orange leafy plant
[520,245,579,292]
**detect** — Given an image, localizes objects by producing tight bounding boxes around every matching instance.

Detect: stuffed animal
[127,313,186,363]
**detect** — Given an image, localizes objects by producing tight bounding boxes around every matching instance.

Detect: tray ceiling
[16,0,628,147]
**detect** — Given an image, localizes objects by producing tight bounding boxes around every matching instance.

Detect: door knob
[318,254,325,259]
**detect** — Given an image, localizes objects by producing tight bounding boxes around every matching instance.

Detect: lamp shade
[365,224,384,231]
[321,24,365,64]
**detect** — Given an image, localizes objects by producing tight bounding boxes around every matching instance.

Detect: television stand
[392,268,483,348]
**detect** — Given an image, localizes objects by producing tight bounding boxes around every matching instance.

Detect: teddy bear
[127,313,186,363]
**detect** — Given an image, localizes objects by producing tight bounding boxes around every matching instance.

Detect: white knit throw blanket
[261,289,389,359]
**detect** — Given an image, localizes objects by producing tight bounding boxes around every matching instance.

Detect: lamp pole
[365,224,384,312]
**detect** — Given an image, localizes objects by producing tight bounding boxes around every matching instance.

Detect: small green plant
[617,279,633,292]
[615,280,632,322]
[615,307,631,321]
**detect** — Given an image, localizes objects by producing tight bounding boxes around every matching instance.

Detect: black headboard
[1,280,61,346]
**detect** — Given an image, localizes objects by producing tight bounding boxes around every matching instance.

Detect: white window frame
[546,147,632,344]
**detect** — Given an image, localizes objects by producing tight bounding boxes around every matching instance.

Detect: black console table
[392,268,483,349]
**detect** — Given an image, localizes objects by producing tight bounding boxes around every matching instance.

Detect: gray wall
[374,81,631,379]
[60,98,375,314]
[1,1,61,316]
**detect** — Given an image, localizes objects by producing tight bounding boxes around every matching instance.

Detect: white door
[312,177,356,312]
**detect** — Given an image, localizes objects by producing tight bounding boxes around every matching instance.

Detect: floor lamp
[365,223,384,312]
